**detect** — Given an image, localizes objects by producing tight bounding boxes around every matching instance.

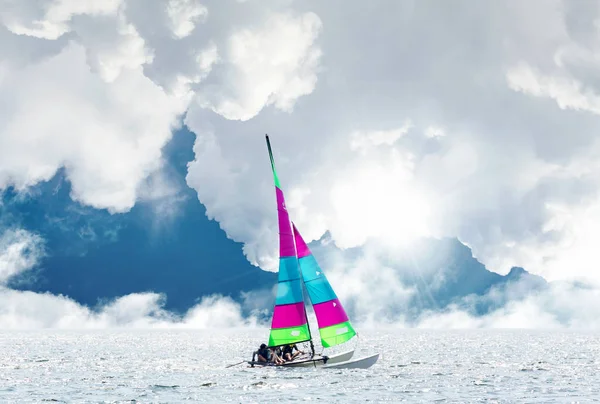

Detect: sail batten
[292,223,357,348]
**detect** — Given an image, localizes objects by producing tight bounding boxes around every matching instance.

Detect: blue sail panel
[275,279,305,305]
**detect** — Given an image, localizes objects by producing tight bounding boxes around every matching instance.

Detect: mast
[301,280,316,357]
[265,134,313,349]
[266,134,316,356]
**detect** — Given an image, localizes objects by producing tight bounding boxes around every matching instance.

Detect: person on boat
[256,343,285,365]
[271,347,285,365]
[282,343,304,361]
[256,343,270,362]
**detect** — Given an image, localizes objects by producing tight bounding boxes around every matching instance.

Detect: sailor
[271,346,285,365]
[256,343,270,362]
[282,343,304,361]
[256,343,285,365]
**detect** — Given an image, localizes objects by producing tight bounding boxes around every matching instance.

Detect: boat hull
[282,349,355,367]
[247,356,325,368]
[246,349,355,368]
[323,349,354,364]
[322,353,379,369]
[280,356,326,368]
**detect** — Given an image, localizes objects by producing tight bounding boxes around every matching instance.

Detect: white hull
[278,356,326,367]
[322,353,379,369]
[247,350,355,368]
[282,349,355,367]
[326,349,355,364]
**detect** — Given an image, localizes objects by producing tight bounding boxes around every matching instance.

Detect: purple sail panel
[276,187,296,257]
[312,298,349,328]
[292,223,311,258]
[271,302,307,329]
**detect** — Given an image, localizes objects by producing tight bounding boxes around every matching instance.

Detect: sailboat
[247,135,379,369]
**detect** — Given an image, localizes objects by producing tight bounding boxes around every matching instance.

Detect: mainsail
[292,223,357,348]
[266,135,311,347]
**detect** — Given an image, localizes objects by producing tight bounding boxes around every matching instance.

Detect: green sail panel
[268,324,311,347]
[319,321,356,348]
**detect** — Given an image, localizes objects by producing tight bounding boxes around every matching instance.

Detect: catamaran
[247,135,379,369]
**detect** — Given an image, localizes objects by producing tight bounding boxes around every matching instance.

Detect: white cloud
[186,122,434,269]
[322,248,416,327]
[182,1,600,288]
[0,226,599,331]
[507,62,600,115]
[171,42,219,98]
[0,42,186,212]
[0,229,44,284]
[297,240,600,330]
[424,126,445,139]
[0,0,322,215]
[4,0,600,329]
[0,288,259,329]
[0,226,256,329]
[415,282,600,330]
[327,147,432,249]
[350,122,413,151]
[181,295,256,328]
[196,11,322,120]
[1,0,122,39]
[72,13,153,82]
[166,0,207,39]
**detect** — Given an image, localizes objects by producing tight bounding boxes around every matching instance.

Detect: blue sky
[3,0,600,329]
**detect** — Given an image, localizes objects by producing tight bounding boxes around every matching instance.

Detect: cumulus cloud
[166,0,207,39]
[301,237,600,330]
[1,0,122,39]
[507,62,600,115]
[0,0,322,214]
[0,1,197,212]
[0,223,260,329]
[4,0,600,329]
[0,288,259,329]
[0,42,185,212]
[0,225,598,331]
[0,229,44,284]
[0,226,256,329]
[414,282,600,330]
[196,11,322,120]
[182,0,600,288]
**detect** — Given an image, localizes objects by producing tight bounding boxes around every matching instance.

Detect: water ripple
[0,329,599,402]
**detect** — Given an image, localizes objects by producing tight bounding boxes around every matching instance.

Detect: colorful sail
[266,136,311,347]
[292,223,356,348]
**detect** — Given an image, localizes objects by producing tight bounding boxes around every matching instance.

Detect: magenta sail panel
[293,225,311,259]
[312,298,349,328]
[271,302,307,329]
[275,187,296,258]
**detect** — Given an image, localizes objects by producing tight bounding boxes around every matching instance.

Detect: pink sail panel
[292,223,311,258]
[271,302,307,329]
[275,187,296,258]
[312,298,349,329]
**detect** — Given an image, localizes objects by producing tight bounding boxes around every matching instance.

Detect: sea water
[1,328,599,403]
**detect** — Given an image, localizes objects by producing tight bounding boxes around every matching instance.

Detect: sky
[2,0,600,329]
